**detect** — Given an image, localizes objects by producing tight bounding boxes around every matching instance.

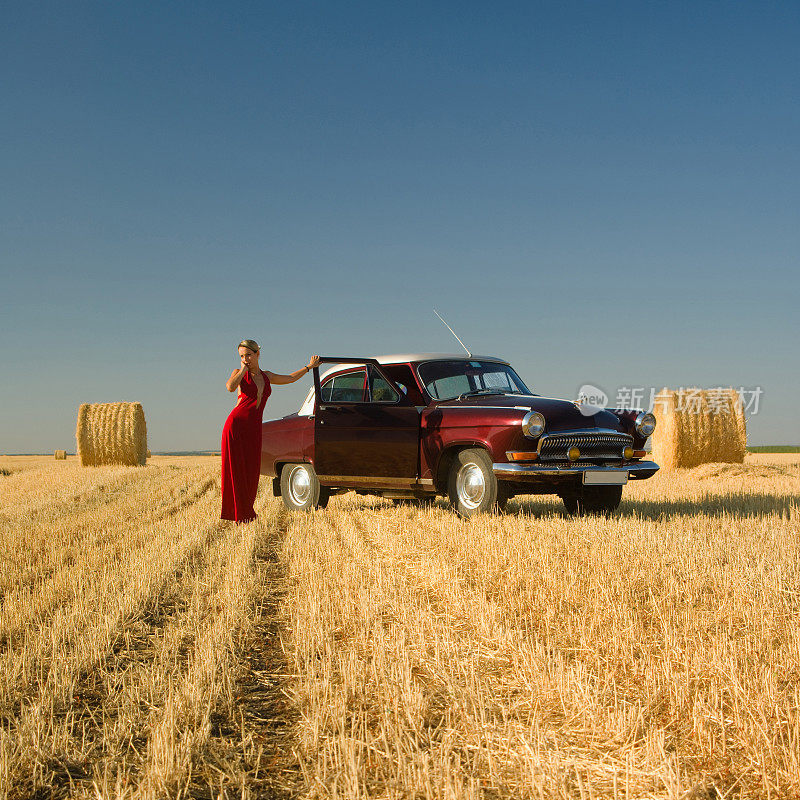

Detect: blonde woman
[221,339,319,522]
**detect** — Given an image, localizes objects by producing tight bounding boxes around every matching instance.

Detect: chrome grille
[537,430,633,462]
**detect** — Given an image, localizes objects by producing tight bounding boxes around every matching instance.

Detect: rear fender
[272,462,288,496]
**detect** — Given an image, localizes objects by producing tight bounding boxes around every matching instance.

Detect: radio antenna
[433,309,472,358]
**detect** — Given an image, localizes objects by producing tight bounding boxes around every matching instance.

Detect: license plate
[583,470,628,485]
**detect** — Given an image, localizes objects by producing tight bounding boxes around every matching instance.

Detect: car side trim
[437,406,528,412]
[317,475,434,487]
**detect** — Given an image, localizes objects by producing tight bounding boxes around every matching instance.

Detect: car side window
[297,387,315,416]
[321,369,366,402]
[369,371,400,403]
[382,364,427,405]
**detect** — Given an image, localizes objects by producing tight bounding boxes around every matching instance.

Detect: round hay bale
[146,449,151,459]
[682,389,702,465]
[651,387,747,469]
[695,391,713,466]
[733,389,748,455]
[75,402,148,467]
[54,450,67,460]
[716,388,747,463]
[652,388,680,470]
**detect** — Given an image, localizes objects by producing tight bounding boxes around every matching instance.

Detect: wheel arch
[434,442,493,494]
[272,460,308,496]
[272,461,288,496]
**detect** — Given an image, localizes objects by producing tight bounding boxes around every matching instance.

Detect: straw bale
[652,389,679,470]
[651,387,747,469]
[733,391,748,455]
[719,388,747,463]
[54,450,67,460]
[695,391,713,467]
[75,402,148,467]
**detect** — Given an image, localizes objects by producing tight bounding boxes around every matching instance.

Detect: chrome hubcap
[456,462,486,509]
[288,465,312,505]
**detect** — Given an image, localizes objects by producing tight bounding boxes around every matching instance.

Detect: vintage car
[260,353,659,517]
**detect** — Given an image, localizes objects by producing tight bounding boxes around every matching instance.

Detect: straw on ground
[0,453,797,798]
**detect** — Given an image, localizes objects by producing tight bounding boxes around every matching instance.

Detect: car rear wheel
[562,485,622,516]
[280,463,330,512]
[447,448,504,518]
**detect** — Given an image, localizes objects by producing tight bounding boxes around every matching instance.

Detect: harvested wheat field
[1,454,798,799]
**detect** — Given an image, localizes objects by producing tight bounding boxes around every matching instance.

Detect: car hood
[435,394,623,432]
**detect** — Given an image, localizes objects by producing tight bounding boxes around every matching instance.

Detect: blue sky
[2,1,798,452]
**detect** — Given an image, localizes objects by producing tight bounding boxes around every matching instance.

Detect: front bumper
[492,460,659,482]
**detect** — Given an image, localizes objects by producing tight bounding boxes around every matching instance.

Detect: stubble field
[1,453,798,799]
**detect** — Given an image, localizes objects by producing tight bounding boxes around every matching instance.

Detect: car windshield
[417,360,532,401]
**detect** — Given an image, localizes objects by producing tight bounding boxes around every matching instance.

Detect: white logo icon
[575,384,608,416]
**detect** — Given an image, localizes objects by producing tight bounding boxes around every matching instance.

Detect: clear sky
[2,1,798,452]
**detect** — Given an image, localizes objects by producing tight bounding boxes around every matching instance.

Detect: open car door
[312,358,419,486]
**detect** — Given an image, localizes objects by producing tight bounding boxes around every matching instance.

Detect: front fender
[420,408,526,482]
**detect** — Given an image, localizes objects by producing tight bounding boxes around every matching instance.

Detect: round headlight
[635,411,657,438]
[567,446,581,462]
[521,411,546,438]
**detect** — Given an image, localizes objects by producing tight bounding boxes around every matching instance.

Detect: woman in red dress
[221,339,319,522]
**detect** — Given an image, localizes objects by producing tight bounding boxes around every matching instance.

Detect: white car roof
[296,353,510,416]
[318,353,508,381]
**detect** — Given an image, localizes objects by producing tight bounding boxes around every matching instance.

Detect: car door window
[321,369,366,402]
[368,370,400,403]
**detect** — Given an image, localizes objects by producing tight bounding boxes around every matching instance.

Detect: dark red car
[260,354,659,517]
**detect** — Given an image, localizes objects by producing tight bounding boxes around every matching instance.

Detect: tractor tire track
[189,506,304,799]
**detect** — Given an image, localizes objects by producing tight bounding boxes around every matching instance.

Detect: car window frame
[414,358,532,402]
[366,365,402,404]
[313,357,415,410]
[379,363,427,405]
[320,367,368,404]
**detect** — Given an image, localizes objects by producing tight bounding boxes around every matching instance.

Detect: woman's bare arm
[265,355,320,386]
[265,366,311,385]
[226,366,247,392]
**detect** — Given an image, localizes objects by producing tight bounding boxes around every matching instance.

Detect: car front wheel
[280,463,330,512]
[447,448,504,518]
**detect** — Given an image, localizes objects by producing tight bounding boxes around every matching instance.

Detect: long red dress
[221,369,271,522]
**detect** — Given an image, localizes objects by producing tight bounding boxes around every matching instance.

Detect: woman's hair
[238,339,259,353]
